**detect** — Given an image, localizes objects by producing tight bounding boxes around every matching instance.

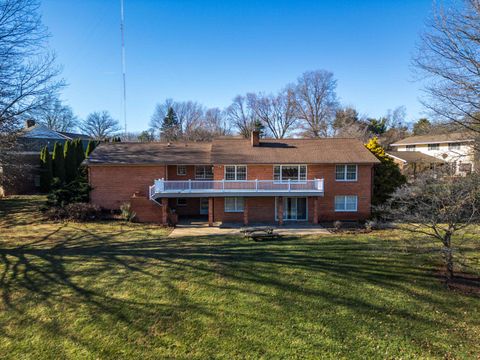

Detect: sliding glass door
[278,197,307,221]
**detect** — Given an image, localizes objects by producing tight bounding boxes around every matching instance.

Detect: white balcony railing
[149,178,324,198]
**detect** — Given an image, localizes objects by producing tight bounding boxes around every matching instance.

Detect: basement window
[224,197,244,212]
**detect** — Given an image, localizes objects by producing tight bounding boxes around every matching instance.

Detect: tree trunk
[443,233,454,284]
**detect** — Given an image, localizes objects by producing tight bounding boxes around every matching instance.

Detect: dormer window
[428,143,440,151]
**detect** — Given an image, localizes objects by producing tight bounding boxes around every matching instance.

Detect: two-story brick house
[86,132,379,225]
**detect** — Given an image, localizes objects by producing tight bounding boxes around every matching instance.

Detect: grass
[0,196,479,359]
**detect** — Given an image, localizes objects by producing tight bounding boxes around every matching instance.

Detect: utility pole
[120,0,127,136]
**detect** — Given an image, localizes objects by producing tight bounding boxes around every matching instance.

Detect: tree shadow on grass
[0,226,479,357]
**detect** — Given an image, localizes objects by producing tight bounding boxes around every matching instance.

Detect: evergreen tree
[412,118,432,135]
[39,146,53,192]
[365,137,406,206]
[52,142,65,183]
[253,119,265,138]
[85,140,96,157]
[75,139,85,169]
[161,107,181,141]
[64,140,76,183]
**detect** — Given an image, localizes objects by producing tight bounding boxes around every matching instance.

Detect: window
[177,165,187,176]
[224,197,244,212]
[224,165,247,180]
[406,145,416,151]
[428,143,440,151]
[177,198,187,206]
[448,142,461,150]
[335,196,358,212]
[195,165,213,180]
[273,165,307,182]
[335,165,358,181]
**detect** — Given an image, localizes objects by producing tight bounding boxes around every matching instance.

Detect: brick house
[85,132,380,225]
[0,120,91,196]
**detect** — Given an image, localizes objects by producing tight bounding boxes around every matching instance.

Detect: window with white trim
[448,142,461,150]
[335,164,357,181]
[224,197,244,212]
[177,165,187,176]
[177,198,187,206]
[195,165,213,180]
[225,165,247,180]
[334,196,358,212]
[406,145,416,151]
[428,143,440,151]
[273,165,307,182]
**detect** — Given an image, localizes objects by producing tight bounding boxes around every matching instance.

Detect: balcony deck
[149,179,325,199]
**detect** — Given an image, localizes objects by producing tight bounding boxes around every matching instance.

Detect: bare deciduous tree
[414,0,480,134]
[293,70,338,137]
[225,95,256,138]
[0,0,63,192]
[333,106,371,140]
[36,96,77,132]
[381,171,480,283]
[80,111,120,140]
[247,88,297,139]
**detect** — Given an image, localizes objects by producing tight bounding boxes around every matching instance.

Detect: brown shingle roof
[86,142,212,165]
[86,138,380,165]
[391,132,475,146]
[386,151,445,164]
[211,138,379,164]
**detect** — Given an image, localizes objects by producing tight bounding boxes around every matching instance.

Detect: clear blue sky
[40,0,433,132]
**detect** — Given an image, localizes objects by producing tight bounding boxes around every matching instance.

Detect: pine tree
[39,146,53,192]
[85,140,96,157]
[365,137,406,206]
[64,140,76,183]
[253,119,265,138]
[52,142,66,183]
[161,107,181,141]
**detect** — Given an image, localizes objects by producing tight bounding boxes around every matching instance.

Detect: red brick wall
[89,165,166,209]
[89,163,374,221]
[166,165,196,180]
[213,197,276,223]
[130,195,164,223]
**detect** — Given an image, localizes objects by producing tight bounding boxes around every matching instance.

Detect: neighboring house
[0,120,91,196]
[85,131,380,225]
[389,132,477,177]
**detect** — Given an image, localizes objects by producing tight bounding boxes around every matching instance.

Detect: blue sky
[40,0,433,132]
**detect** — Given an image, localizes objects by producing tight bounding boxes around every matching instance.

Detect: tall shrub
[64,140,76,183]
[75,139,85,167]
[39,146,53,192]
[52,142,65,183]
[85,140,96,157]
[365,137,406,206]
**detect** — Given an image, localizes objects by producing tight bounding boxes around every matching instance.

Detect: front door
[200,198,209,215]
[282,197,307,221]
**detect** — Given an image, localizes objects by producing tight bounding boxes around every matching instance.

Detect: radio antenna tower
[120,0,127,136]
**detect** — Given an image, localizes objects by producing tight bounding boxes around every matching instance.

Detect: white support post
[222,180,225,190]
[288,179,291,192]
[255,179,258,192]
[188,179,192,192]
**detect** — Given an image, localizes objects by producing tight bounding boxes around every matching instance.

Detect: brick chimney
[25,119,36,128]
[251,130,260,147]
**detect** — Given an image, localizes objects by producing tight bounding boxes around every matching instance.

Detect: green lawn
[0,196,479,359]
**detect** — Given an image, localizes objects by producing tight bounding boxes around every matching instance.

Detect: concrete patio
[168,219,331,238]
